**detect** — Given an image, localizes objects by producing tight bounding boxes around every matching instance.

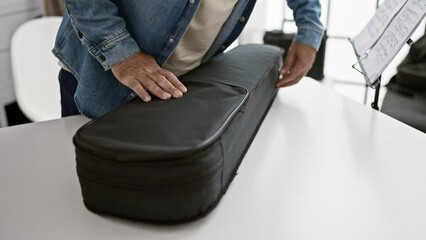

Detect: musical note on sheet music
[352,0,409,55]
[359,0,426,85]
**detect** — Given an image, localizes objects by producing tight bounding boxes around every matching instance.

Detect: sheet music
[352,0,409,55]
[359,0,426,86]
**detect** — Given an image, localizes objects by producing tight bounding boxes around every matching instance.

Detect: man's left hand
[276,42,317,88]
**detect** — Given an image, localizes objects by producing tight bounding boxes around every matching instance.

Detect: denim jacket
[52,0,324,118]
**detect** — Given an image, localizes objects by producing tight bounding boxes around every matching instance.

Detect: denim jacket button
[99,55,106,62]
[239,16,245,22]
[189,0,195,4]
[77,31,83,39]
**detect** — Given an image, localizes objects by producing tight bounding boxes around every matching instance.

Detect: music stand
[349,0,425,110]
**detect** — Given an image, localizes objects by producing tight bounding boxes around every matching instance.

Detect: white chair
[11,17,62,122]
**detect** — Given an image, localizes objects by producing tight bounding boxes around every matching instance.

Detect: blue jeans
[58,69,80,117]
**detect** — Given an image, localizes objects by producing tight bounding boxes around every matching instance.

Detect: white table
[1,79,426,240]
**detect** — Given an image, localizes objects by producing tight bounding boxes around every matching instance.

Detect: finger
[127,79,151,102]
[276,73,303,88]
[278,72,305,88]
[276,62,306,87]
[281,50,296,75]
[149,72,183,98]
[158,69,187,93]
[143,76,172,100]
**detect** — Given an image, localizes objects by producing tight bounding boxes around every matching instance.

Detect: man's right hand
[111,51,187,102]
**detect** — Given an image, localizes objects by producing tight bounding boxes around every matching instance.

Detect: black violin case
[73,44,283,223]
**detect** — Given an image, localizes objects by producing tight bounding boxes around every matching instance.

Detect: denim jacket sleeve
[64,0,141,70]
[286,0,325,50]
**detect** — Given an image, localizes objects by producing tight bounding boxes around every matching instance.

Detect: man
[53,0,324,118]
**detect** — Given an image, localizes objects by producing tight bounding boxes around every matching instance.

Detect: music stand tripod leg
[371,76,381,111]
